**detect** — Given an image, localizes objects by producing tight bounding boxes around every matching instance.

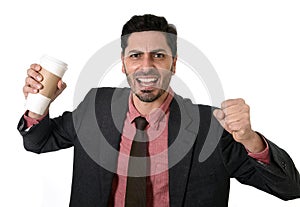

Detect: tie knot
[134,116,148,130]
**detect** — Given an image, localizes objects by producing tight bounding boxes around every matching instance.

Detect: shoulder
[74,87,130,113]
[90,87,130,96]
[82,87,130,102]
[172,93,216,117]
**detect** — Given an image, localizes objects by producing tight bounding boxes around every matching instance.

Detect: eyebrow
[127,49,143,54]
[127,49,168,54]
[151,49,168,54]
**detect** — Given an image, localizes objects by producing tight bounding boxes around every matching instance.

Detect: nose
[141,53,154,69]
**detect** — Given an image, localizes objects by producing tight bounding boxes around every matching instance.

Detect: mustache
[132,68,161,78]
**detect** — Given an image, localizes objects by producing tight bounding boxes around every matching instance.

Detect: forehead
[125,31,171,54]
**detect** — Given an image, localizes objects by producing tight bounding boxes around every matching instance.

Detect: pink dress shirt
[110,89,174,207]
[23,89,270,207]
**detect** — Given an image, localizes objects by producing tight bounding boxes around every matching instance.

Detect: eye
[129,53,141,59]
[153,53,165,58]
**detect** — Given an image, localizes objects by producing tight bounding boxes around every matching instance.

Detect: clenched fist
[213,98,266,153]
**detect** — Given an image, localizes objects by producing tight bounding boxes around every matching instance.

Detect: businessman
[18,14,300,207]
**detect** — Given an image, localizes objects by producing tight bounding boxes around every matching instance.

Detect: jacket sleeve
[219,131,300,201]
[17,88,97,154]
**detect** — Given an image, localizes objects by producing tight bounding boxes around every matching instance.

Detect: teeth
[136,78,158,83]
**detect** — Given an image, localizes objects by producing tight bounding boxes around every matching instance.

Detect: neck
[133,91,169,116]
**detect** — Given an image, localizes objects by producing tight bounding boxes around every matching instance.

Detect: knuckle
[238,98,245,103]
[30,63,40,71]
[27,69,36,78]
[222,108,227,115]
[221,101,227,109]
[224,117,231,124]
[26,77,34,86]
[243,104,250,112]
[25,76,31,83]
[30,63,37,68]
[245,104,250,110]
[24,86,31,93]
[27,77,33,85]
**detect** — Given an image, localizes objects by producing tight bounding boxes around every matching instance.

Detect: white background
[1,0,300,206]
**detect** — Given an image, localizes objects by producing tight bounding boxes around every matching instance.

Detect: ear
[171,56,177,74]
[121,53,126,74]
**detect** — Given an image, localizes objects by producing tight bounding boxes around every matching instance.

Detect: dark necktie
[125,116,149,207]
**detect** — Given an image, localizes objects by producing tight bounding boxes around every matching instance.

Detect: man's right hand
[23,64,67,119]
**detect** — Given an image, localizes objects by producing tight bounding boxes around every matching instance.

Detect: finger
[23,85,38,98]
[227,121,243,132]
[222,104,246,116]
[30,64,42,72]
[218,119,233,134]
[228,117,251,132]
[224,113,242,125]
[224,112,250,125]
[213,109,225,121]
[221,98,245,109]
[232,130,248,140]
[27,68,43,82]
[25,77,43,89]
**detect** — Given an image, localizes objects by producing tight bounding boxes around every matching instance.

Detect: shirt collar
[128,88,174,127]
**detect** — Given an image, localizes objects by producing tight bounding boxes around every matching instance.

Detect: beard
[135,88,166,102]
[126,67,173,102]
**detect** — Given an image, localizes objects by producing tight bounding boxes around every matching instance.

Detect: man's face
[122,31,177,102]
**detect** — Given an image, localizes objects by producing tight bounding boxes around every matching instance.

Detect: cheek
[124,61,140,74]
[160,59,174,70]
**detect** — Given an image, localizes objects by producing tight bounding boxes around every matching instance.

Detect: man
[18,14,300,207]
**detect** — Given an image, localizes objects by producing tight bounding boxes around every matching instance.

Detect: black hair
[121,14,177,57]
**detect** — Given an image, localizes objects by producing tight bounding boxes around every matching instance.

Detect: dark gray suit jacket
[18,87,300,206]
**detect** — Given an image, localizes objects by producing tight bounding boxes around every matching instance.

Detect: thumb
[51,80,67,101]
[58,79,67,91]
[213,109,232,134]
[213,109,224,121]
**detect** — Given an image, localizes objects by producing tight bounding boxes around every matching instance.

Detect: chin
[135,89,165,102]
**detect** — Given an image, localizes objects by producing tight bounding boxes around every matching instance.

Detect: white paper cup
[26,55,68,115]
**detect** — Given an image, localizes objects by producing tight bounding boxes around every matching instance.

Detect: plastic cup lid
[40,55,68,77]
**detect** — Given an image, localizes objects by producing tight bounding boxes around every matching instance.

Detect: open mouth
[135,76,159,87]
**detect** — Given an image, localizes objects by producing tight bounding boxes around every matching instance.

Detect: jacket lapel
[104,88,130,150]
[168,95,200,207]
[95,88,130,205]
